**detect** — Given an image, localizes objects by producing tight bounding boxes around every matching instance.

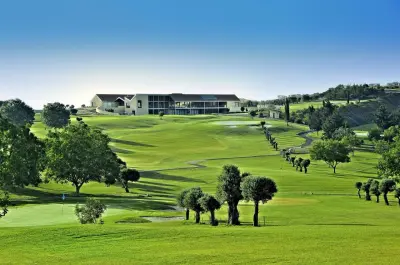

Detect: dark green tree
[70,108,78,115]
[362,179,373,201]
[310,140,350,173]
[379,179,396,206]
[119,168,140,193]
[199,194,221,226]
[370,180,381,203]
[375,105,392,130]
[394,188,400,206]
[368,128,382,141]
[216,165,243,225]
[249,110,257,119]
[322,112,345,139]
[159,111,164,120]
[260,121,266,128]
[0,191,10,218]
[308,111,323,134]
[240,106,245,112]
[284,97,290,126]
[44,122,120,195]
[177,189,191,220]
[0,99,35,127]
[301,159,311,173]
[355,182,362,199]
[183,187,204,223]
[241,176,278,226]
[42,102,70,128]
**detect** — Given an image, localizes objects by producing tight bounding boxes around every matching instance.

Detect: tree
[81,104,86,108]
[308,111,323,134]
[0,116,44,189]
[70,108,78,115]
[284,97,290,126]
[355,182,362,199]
[69,105,75,109]
[310,140,350,173]
[199,194,221,226]
[370,180,381,203]
[216,165,243,225]
[0,99,35,127]
[183,187,204,223]
[42,102,70,128]
[379,179,396,205]
[301,159,311,173]
[375,105,392,130]
[368,128,382,141]
[322,112,344,139]
[240,106,245,112]
[177,189,191,220]
[44,122,120,195]
[0,191,10,218]
[119,168,140,193]
[75,198,107,224]
[249,110,257,119]
[260,121,266,128]
[394,188,400,206]
[383,126,400,142]
[341,134,362,156]
[377,137,400,183]
[362,179,373,201]
[241,176,278,226]
[159,111,164,120]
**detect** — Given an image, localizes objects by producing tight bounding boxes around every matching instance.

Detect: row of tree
[355,179,399,206]
[0,99,140,218]
[177,165,278,226]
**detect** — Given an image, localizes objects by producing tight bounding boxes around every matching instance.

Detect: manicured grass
[1,114,399,264]
[279,99,373,112]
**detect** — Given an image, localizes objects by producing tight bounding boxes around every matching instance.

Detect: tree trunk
[123,180,129,193]
[185,208,190,220]
[304,167,307,174]
[383,193,389,205]
[299,167,303,172]
[398,198,400,206]
[74,183,83,196]
[228,201,240,225]
[195,211,200,223]
[210,210,215,225]
[365,192,371,201]
[253,201,259,227]
[376,195,380,203]
[124,186,130,193]
[357,189,361,199]
[333,166,336,174]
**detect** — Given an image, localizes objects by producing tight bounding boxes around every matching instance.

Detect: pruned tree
[310,140,350,173]
[249,110,257,119]
[379,179,396,206]
[370,180,381,203]
[301,159,311,173]
[159,111,164,120]
[216,165,243,225]
[394,188,400,206]
[42,102,70,128]
[70,108,78,115]
[296,157,304,172]
[44,122,120,195]
[183,187,204,223]
[75,198,107,224]
[240,106,245,112]
[199,193,221,226]
[241,176,278,226]
[0,191,10,218]
[290,156,296,167]
[177,189,191,220]
[260,121,266,129]
[0,99,35,127]
[119,168,140,193]
[362,179,373,201]
[355,182,362,199]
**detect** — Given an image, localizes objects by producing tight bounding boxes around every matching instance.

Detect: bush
[368,128,382,141]
[70,108,78,115]
[295,118,303,124]
[75,198,107,224]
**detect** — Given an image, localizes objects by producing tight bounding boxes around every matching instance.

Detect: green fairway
[1,114,399,264]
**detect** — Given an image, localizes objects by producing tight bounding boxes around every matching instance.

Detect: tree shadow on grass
[143,171,206,183]
[111,138,156,147]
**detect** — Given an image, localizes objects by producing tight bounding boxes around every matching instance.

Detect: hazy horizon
[1,0,400,109]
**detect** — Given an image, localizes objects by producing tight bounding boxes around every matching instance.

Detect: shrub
[70,108,78,115]
[368,128,382,141]
[75,198,107,224]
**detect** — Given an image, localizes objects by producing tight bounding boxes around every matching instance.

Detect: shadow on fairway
[143,171,206,183]
[111,138,156,147]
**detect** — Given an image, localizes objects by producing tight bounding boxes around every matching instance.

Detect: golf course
[1,114,399,265]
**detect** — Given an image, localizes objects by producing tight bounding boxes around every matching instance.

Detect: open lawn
[1,114,399,265]
[279,99,374,112]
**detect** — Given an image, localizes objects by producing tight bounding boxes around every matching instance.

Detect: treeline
[242,82,400,107]
[0,99,141,219]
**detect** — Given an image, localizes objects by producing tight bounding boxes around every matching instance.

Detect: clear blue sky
[1,0,400,108]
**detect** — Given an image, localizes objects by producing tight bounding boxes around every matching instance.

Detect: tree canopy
[310,140,350,173]
[42,102,70,128]
[183,187,204,223]
[199,194,221,226]
[44,121,120,195]
[0,99,35,127]
[379,179,396,205]
[241,176,278,226]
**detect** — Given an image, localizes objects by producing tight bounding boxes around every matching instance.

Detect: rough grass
[1,115,399,265]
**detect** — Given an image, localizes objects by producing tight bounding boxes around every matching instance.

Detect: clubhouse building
[91,93,241,115]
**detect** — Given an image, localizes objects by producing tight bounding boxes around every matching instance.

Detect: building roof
[95,94,135,101]
[169,94,240,102]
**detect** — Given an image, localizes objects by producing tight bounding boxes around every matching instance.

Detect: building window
[234,102,240,107]
[138,100,142,108]
[126,104,130,108]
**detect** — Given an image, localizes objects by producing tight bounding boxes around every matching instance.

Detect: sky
[1,0,400,109]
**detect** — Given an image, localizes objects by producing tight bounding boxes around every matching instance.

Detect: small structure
[270,110,280,119]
